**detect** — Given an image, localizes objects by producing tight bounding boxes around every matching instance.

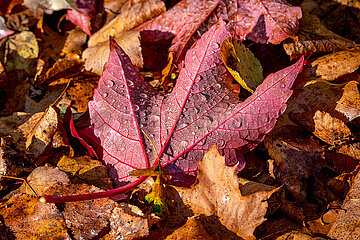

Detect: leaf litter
[0,0,360,239]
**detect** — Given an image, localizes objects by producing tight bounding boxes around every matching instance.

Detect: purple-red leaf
[136,0,220,63]
[0,16,13,39]
[66,0,97,35]
[89,20,304,188]
[227,0,302,44]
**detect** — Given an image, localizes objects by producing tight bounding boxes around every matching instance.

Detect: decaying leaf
[328,170,360,239]
[163,216,214,240]
[57,155,113,190]
[0,136,34,192]
[276,230,327,240]
[313,111,351,146]
[283,13,357,60]
[336,80,360,122]
[16,166,70,196]
[104,203,150,240]
[307,207,340,235]
[175,146,279,240]
[61,28,88,59]
[0,194,70,239]
[1,31,39,74]
[0,16,14,40]
[220,37,263,93]
[265,126,326,201]
[15,106,59,157]
[83,30,142,75]
[44,183,116,239]
[300,50,360,81]
[333,0,360,9]
[88,0,166,47]
[23,0,78,14]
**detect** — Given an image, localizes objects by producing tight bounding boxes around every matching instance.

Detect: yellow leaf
[220,37,263,94]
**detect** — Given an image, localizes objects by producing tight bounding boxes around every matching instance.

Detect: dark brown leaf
[283,13,357,60]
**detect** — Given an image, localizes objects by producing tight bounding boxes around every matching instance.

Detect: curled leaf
[220,37,263,93]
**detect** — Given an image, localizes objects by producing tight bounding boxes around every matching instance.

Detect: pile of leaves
[0,0,360,239]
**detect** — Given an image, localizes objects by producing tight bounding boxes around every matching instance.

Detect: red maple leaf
[43,19,303,203]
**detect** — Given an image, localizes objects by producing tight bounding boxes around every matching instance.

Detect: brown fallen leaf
[307,205,340,235]
[83,30,142,75]
[333,0,360,9]
[103,203,150,240]
[300,50,360,82]
[313,111,352,146]
[57,155,113,190]
[276,230,327,240]
[0,194,70,239]
[15,166,70,196]
[5,8,43,32]
[0,136,34,192]
[44,183,116,239]
[60,28,88,59]
[88,0,165,47]
[335,80,360,122]
[164,216,214,240]
[283,13,356,60]
[288,80,359,131]
[15,106,59,157]
[265,126,326,201]
[175,146,279,240]
[328,170,360,239]
[1,31,39,74]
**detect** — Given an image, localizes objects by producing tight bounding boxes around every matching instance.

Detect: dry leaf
[335,80,360,122]
[287,80,359,130]
[333,0,360,8]
[44,183,116,239]
[265,127,326,201]
[23,0,78,14]
[1,31,39,74]
[276,230,327,240]
[60,28,88,59]
[104,203,150,240]
[5,8,43,32]
[88,0,165,47]
[83,30,142,75]
[57,155,113,190]
[15,106,59,157]
[283,13,356,60]
[175,146,279,240]
[16,166,70,196]
[301,50,360,81]
[0,136,34,192]
[0,194,70,239]
[307,207,340,235]
[164,216,214,240]
[328,170,360,239]
[313,111,352,146]
[220,37,263,93]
